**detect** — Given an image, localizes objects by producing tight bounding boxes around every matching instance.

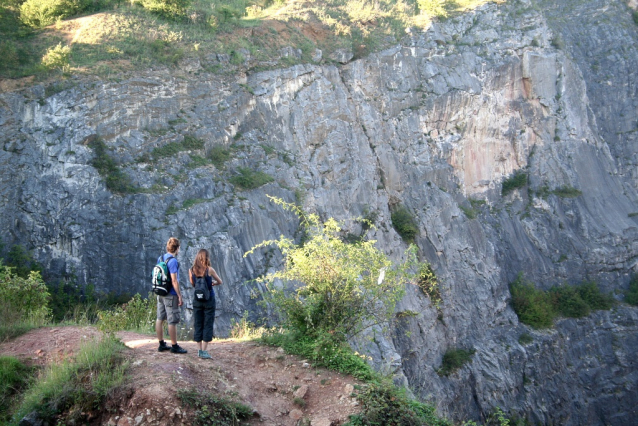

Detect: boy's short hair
[166,237,180,254]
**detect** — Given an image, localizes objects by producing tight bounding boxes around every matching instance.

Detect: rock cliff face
[1,0,637,424]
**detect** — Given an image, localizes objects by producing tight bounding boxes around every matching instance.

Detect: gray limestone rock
[0,0,637,424]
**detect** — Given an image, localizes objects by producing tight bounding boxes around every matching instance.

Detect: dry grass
[1,0,502,79]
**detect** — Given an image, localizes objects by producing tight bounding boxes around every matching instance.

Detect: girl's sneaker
[199,350,212,359]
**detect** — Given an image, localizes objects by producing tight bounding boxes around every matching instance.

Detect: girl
[189,249,222,359]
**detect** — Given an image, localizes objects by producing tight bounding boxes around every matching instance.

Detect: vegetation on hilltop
[0,0,499,79]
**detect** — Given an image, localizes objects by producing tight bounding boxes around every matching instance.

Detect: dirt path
[0,327,362,425]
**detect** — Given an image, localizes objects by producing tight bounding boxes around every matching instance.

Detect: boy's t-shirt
[158,253,179,296]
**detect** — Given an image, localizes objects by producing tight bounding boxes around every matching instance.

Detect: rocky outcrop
[1,0,637,424]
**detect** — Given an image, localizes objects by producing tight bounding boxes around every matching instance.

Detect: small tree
[245,196,419,342]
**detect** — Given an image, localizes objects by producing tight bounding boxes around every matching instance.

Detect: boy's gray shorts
[157,295,180,325]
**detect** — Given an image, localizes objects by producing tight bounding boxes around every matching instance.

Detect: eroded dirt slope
[0,327,363,426]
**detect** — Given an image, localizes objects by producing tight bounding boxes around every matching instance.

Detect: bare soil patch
[0,327,363,425]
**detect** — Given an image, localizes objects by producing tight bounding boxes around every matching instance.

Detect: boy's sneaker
[199,350,212,359]
[170,344,188,354]
[158,341,170,352]
[197,349,204,357]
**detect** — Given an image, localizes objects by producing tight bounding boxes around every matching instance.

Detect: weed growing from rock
[501,172,527,195]
[624,275,638,306]
[437,348,476,376]
[391,206,418,243]
[510,274,615,329]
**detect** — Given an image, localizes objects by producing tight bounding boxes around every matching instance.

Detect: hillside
[1,0,638,424]
[1,326,363,425]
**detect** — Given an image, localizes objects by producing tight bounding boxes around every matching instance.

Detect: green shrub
[20,0,90,28]
[391,206,418,243]
[345,381,452,426]
[437,348,475,376]
[41,43,71,71]
[502,172,527,195]
[576,281,614,310]
[12,335,127,425]
[549,285,590,318]
[417,262,441,308]
[4,244,42,278]
[229,167,273,190]
[0,356,33,423]
[246,197,418,341]
[0,264,50,339]
[552,186,582,198]
[208,144,231,168]
[511,274,614,328]
[509,274,555,329]
[96,293,157,334]
[178,388,253,425]
[626,275,638,306]
[89,138,137,194]
[633,10,638,25]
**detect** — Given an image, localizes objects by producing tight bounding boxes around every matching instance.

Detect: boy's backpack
[152,253,174,296]
[193,271,210,302]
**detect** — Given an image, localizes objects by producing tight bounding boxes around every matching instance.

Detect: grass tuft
[437,348,475,376]
[229,167,274,190]
[12,335,127,425]
[502,172,527,195]
[391,206,418,243]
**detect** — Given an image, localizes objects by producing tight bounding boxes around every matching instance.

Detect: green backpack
[152,253,174,296]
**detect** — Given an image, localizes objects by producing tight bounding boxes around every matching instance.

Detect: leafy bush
[576,281,614,310]
[12,335,127,425]
[0,264,50,340]
[345,381,452,426]
[246,196,418,341]
[0,357,33,423]
[437,348,475,376]
[96,293,157,334]
[549,285,590,318]
[502,172,527,195]
[626,275,638,306]
[41,43,71,71]
[633,10,638,26]
[509,274,555,329]
[3,244,42,278]
[391,206,418,243]
[178,388,253,425]
[229,167,273,190]
[417,262,441,308]
[510,274,614,328]
[20,0,90,28]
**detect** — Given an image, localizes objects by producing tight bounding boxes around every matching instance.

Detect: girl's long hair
[192,249,211,277]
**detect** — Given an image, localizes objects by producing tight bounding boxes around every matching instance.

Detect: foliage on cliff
[0,0,498,78]
[509,274,614,329]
